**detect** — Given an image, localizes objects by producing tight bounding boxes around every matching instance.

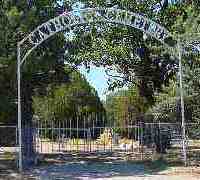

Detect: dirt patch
[1,153,200,180]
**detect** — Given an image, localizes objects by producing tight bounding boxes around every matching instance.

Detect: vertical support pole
[76,114,79,152]
[178,40,187,166]
[17,43,23,172]
[58,120,61,152]
[70,118,72,152]
[84,113,86,152]
[103,113,105,152]
[40,118,43,153]
[92,112,94,152]
[137,123,140,153]
[51,119,53,153]
[158,121,161,153]
[15,126,18,154]
[141,122,143,161]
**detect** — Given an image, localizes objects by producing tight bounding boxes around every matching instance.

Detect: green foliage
[150,75,200,124]
[63,1,191,105]
[145,4,200,124]
[33,68,105,127]
[0,0,64,124]
[104,86,150,127]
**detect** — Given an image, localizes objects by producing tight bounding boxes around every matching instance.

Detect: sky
[79,65,128,101]
[79,66,110,100]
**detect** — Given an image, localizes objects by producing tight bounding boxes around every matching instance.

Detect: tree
[0,0,71,124]
[148,4,200,124]
[0,0,69,165]
[104,86,150,135]
[32,67,105,131]
[60,0,189,107]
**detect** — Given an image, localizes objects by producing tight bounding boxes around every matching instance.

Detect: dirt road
[19,161,200,180]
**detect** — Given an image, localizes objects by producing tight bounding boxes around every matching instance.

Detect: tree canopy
[0,0,200,126]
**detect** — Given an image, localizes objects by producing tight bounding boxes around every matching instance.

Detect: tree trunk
[21,78,36,168]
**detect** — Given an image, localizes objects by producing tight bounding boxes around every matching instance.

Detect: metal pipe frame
[17,43,23,172]
[16,7,196,171]
[178,40,187,166]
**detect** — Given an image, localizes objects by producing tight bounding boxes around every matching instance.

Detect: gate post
[178,39,187,166]
[17,43,23,172]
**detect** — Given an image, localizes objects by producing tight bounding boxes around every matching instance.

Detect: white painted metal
[17,7,190,171]
[18,8,174,65]
[17,43,23,172]
[178,40,187,166]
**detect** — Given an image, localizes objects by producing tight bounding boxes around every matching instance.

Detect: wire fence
[0,122,199,167]
[33,121,200,165]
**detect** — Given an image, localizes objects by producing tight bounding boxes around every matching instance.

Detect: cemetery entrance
[17,7,188,171]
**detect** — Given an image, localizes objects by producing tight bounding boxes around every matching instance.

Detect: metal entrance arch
[17,7,186,172]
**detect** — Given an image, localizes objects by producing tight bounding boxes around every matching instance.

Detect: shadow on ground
[0,158,19,180]
[22,153,172,180]
[0,152,193,180]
